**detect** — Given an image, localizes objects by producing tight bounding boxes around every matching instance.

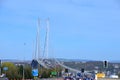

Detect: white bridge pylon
[34,18,49,60]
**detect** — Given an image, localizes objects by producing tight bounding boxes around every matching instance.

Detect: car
[76,77,83,80]
[109,74,119,78]
[76,72,84,80]
[77,73,95,80]
[64,77,74,80]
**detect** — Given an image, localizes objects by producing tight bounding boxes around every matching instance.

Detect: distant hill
[1,58,120,63]
[109,60,120,63]
[57,58,120,63]
[57,58,95,62]
[0,59,31,63]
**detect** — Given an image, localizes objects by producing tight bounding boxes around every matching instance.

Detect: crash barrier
[0,78,5,80]
[98,78,120,80]
[39,78,63,80]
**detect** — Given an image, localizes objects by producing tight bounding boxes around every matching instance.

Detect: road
[40,78,63,80]
[98,78,120,80]
[39,78,120,80]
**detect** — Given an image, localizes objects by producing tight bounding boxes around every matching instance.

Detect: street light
[0,60,1,75]
[23,43,26,80]
[22,64,24,80]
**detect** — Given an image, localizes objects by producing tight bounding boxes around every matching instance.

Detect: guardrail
[98,78,120,80]
[0,77,8,80]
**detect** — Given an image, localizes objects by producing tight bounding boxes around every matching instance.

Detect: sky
[0,0,120,61]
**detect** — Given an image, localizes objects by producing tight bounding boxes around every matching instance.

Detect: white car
[109,75,119,78]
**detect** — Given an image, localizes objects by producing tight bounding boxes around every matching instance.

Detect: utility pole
[22,64,24,80]
[0,60,1,75]
[23,43,26,80]
[22,58,25,80]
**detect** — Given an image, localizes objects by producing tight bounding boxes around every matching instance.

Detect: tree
[2,62,19,79]
[24,65,33,79]
[17,65,23,79]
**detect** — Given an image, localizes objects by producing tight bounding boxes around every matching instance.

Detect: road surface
[39,78,120,80]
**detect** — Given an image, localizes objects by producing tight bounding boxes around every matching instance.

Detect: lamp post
[23,43,26,80]
[0,60,1,75]
[22,64,24,80]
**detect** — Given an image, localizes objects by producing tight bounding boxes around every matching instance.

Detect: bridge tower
[43,18,50,59]
[33,18,41,60]
[33,18,50,60]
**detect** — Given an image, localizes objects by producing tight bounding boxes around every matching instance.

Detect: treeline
[1,62,62,79]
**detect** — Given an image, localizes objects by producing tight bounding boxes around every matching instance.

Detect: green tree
[2,62,19,79]
[17,65,23,79]
[24,65,33,79]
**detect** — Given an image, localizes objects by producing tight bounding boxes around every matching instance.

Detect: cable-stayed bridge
[33,18,80,73]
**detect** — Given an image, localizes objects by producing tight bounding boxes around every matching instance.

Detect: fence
[98,78,120,80]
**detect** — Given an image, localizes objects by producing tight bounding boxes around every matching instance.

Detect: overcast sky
[0,0,120,61]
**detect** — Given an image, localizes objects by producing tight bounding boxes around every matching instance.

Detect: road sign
[32,69,38,77]
[51,71,57,76]
[3,67,8,71]
[31,59,38,69]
